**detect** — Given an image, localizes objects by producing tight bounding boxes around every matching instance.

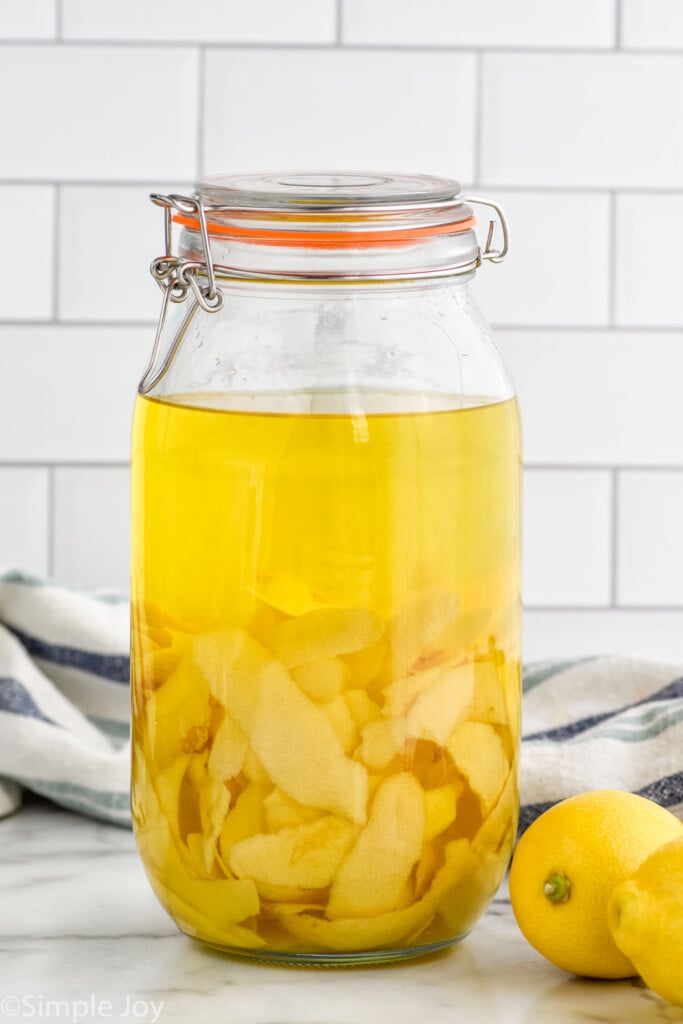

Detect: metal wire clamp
[147,191,509,328]
[149,193,224,314]
[466,196,510,264]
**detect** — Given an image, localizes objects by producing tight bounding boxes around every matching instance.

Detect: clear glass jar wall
[130,172,522,964]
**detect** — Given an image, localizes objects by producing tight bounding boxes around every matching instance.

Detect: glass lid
[198,171,469,218]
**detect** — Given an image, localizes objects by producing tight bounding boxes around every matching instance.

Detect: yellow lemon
[608,833,683,1006]
[509,790,683,979]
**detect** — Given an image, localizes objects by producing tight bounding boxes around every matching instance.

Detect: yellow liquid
[131,391,522,963]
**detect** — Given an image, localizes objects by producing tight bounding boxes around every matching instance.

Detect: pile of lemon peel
[132,581,521,955]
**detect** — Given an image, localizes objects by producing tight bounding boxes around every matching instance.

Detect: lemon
[509,790,683,978]
[608,833,683,1006]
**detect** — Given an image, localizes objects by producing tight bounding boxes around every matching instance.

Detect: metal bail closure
[147,186,509,338]
[465,196,510,265]
[149,192,224,314]
[141,192,224,395]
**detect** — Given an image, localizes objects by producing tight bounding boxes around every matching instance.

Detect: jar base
[192,932,468,968]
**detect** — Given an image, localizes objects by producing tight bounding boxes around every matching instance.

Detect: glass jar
[130,171,521,965]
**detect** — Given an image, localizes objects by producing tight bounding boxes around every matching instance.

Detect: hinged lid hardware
[467,196,509,263]
[147,187,509,328]
[150,193,224,314]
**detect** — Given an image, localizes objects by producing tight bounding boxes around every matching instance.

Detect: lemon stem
[544,872,571,904]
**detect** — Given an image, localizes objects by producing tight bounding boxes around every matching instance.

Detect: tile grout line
[4,182,683,196]
[0,319,157,328]
[615,0,623,49]
[55,0,63,40]
[524,466,614,476]
[526,464,683,472]
[336,0,343,45]
[8,463,652,474]
[0,462,130,470]
[0,461,681,472]
[0,179,198,189]
[525,605,683,613]
[473,51,483,185]
[495,324,683,333]
[46,466,55,577]
[196,46,206,179]
[607,190,618,327]
[0,40,677,54]
[610,467,619,607]
[52,185,60,321]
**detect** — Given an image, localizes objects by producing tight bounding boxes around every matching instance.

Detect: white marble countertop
[0,801,679,1024]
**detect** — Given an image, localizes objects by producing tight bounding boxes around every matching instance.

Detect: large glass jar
[130,172,521,965]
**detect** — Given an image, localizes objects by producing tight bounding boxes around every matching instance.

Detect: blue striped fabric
[0,570,681,834]
[6,624,130,684]
[519,655,683,829]
[0,570,130,825]
[523,676,683,742]
[0,676,57,726]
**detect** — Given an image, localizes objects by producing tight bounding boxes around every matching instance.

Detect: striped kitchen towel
[0,570,130,825]
[0,569,681,831]
[518,657,683,830]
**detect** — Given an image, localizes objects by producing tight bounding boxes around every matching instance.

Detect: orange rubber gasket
[171,213,477,249]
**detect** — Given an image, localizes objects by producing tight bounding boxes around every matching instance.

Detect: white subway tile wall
[617,472,683,606]
[622,0,683,49]
[480,54,683,188]
[523,470,612,607]
[61,0,337,44]
[53,467,130,590]
[472,192,610,326]
[614,193,683,327]
[0,470,49,576]
[0,327,147,462]
[524,611,683,663]
[203,49,477,177]
[342,0,616,49]
[499,331,683,466]
[58,185,191,323]
[1,2,682,662]
[0,186,55,320]
[0,2,57,40]
[0,47,199,181]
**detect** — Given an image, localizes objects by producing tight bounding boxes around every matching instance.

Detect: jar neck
[178,225,481,285]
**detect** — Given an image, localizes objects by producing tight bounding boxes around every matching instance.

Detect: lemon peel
[608,833,683,1006]
[509,789,683,979]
